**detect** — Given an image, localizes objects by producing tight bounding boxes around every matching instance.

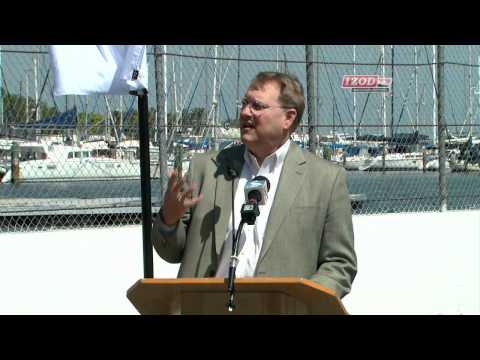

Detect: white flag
[49,45,148,96]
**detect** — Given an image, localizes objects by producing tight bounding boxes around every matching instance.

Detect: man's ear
[283,109,297,130]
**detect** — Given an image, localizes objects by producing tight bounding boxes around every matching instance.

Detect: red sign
[342,75,392,91]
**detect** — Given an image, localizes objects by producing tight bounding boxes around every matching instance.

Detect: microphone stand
[226,220,246,312]
[226,199,259,312]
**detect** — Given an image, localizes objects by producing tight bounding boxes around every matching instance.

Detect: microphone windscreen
[244,176,270,205]
[225,165,238,180]
[253,175,270,191]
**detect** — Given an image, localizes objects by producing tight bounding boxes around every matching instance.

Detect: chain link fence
[1,45,480,232]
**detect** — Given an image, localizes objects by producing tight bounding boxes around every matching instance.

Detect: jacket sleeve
[151,162,196,264]
[152,207,190,264]
[309,167,357,298]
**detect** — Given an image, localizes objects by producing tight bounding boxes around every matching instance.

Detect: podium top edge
[134,277,337,296]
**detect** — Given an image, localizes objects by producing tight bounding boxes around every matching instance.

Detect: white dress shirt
[215,139,291,278]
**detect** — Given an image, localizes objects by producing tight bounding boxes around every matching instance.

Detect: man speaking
[152,71,357,299]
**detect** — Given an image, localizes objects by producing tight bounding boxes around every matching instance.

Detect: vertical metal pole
[316,46,320,140]
[216,46,223,150]
[0,45,3,129]
[436,45,448,212]
[211,45,219,149]
[163,45,168,144]
[26,72,29,123]
[85,96,89,140]
[333,98,336,136]
[205,46,209,136]
[235,45,241,121]
[179,48,183,116]
[34,55,39,121]
[172,52,178,120]
[154,45,168,200]
[119,95,123,139]
[414,46,419,133]
[276,45,279,72]
[432,45,437,145]
[353,45,357,142]
[390,45,395,139]
[468,45,472,137]
[381,45,387,138]
[305,45,317,154]
[11,142,19,183]
[137,90,154,278]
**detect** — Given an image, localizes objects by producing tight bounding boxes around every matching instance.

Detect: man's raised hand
[161,169,203,225]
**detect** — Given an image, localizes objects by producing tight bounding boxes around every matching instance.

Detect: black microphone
[244,175,270,205]
[240,176,270,225]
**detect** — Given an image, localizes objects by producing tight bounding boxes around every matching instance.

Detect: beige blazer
[152,142,357,298]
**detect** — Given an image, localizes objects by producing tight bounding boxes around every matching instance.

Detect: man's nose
[240,103,253,117]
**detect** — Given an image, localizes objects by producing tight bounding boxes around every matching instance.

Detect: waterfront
[1,172,480,216]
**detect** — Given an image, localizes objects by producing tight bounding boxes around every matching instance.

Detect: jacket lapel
[257,143,307,265]
[212,145,245,257]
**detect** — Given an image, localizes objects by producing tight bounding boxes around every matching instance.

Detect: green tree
[2,93,59,126]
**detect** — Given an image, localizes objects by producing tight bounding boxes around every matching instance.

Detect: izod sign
[341,75,392,92]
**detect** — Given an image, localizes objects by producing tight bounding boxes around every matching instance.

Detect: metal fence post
[436,45,448,212]
[305,45,317,154]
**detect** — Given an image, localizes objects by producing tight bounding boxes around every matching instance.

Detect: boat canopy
[12,107,77,129]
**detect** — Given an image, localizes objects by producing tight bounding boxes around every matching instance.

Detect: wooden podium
[127,277,348,315]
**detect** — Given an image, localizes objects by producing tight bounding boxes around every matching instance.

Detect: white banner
[49,45,148,96]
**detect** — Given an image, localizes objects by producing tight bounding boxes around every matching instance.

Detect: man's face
[239,81,296,155]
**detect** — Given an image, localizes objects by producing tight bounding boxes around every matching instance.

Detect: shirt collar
[244,139,291,172]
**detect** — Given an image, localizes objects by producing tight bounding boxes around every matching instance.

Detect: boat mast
[34,50,39,122]
[211,45,219,149]
[204,46,209,137]
[179,47,183,120]
[73,95,77,143]
[104,96,119,144]
[163,45,168,144]
[154,44,169,198]
[432,45,437,145]
[119,95,123,140]
[282,46,288,73]
[172,49,178,123]
[104,95,108,140]
[85,96,89,140]
[276,45,279,71]
[235,45,241,122]
[477,54,480,138]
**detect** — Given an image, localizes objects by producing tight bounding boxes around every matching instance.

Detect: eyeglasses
[240,98,290,113]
